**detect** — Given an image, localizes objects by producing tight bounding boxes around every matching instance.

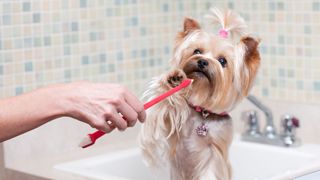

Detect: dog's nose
[197,59,208,69]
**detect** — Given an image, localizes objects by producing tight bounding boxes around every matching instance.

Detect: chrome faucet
[241,95,300,147]
[247,95,277,139]
[281,115,300,146]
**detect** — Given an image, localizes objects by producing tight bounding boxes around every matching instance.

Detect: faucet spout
[246,95,277,139]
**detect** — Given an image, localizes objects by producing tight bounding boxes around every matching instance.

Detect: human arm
[0,82,146,142]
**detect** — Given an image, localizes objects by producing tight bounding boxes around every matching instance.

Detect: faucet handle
[281,115,300,130]
[242,110,261,136]
[281,114,300,146]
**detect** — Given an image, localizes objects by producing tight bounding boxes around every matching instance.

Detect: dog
[139,8,261,180]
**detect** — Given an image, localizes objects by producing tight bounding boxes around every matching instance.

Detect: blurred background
[0,0,320,179]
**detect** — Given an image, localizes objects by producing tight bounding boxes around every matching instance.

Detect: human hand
[60,82,146,133]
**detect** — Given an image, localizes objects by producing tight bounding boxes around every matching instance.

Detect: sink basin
[55,139,320,180]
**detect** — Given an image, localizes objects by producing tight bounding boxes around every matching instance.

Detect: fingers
[88,115,115,133]
[118,102,138,127]
[123,90,146,123]
[104,106,128,131]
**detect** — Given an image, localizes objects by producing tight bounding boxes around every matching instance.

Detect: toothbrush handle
[82,79,192,148]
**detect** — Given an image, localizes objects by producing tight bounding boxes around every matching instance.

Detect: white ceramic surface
[55,139,320,180]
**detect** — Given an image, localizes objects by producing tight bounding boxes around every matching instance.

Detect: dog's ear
[242,36,260,77]
[183,17,201,34]
[176,17,201,42]
[235,36,261,96]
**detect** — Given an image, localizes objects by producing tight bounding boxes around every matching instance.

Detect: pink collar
[190,104,229,118]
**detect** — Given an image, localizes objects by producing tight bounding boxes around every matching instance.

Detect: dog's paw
[167,69,187,88]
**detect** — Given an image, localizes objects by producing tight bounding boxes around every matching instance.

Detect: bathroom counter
[5,139,138,180]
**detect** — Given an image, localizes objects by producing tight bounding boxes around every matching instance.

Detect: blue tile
[227,2,234,9]
[271,79,277,87]
[279,79,286,88]
[33,13,41,23]
[71,22,78,31]
[304,26,311,34]
[63,35,71,44]
[157,58,163,65]
[23,2,31,12]
[123,30,130,38]
[142,70,148,78]
[90,32,97,41]
[80,0,87,7]
[44,36,51,46]
[314,81,320,91]
[296,81,304,90]
[270,46,277,55]
[178,3,184,11]
[108,64,115,72]
[141,49,147,57]
[34,37,42,47]
[140,27,146,36]
[277,2,284,10]
[64,70,71,79]
[3,15,11,25]
[14,39,22,49]
[242,13,250,21]
[260,46,268,54]
[131,17,138,26]
[100,53,107,63]
[278,68,285,77]
[278,47,285,55]
[131,50,137,58]
[163,3,169,12]
[117,52,123,61]
[99,65,107,73]
[25,62,33,72]
[287,69,294,78]
[269,14,275,21]
[15,87,23,95]
[64,46,71,55]
[278,35,285,44]
[262,88,269,96]
[82,56,89,64]
[24,38,33,48]
[3,3,11,14]
[269,2,276,10]
[114,0,121,5]
[313,2,320,11]
[149,59,155,66]
[72,34,79,43]
[106,8,113,16]
[164,46,170,55]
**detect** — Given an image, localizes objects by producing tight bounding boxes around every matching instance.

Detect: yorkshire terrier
[139,8,261,180]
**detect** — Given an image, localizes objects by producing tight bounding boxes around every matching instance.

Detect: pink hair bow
[219,29,228,38]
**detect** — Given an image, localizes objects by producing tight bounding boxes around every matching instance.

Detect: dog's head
[172,9,260,113]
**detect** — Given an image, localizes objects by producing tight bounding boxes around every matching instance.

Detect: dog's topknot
[205,7,248,40]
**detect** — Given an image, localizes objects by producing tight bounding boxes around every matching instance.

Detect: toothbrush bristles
[79,136,93,148]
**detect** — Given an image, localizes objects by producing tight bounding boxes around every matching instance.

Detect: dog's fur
[139,8,261,180]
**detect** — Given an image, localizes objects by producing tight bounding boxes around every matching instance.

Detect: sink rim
[54,141,320,180]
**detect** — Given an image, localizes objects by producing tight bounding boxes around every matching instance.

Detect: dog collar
[189,104,229,137]
[189,104,229,118]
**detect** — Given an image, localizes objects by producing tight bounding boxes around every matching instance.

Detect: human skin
[0,82,146,142]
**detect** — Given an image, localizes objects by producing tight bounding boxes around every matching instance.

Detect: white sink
[55,139,320,180]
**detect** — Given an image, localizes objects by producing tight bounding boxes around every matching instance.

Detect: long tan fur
[140,8,261,180]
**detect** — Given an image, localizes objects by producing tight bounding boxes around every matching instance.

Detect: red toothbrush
[79,79,193,148]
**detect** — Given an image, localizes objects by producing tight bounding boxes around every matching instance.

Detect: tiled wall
[0,0,320,104]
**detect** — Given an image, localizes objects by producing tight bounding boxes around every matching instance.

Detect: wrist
[36,83,72,121]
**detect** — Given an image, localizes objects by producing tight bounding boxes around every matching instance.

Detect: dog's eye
[218,57,227,67]
[193,49,202,55]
